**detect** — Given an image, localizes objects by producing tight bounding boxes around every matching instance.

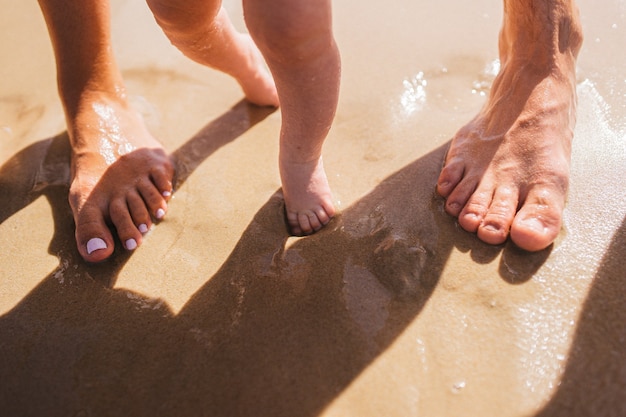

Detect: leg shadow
[161,141,550,416]
[0,101,275,414]
[533,218,626,417]
[0,138,555,416]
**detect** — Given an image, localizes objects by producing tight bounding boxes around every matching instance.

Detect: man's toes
[444,176,478,217]
[74,206,115,263]
[109,198,143,251]
[458,189,492,233]
[437,158,464,198]
[477,186,519,246]
[510,190,564,252]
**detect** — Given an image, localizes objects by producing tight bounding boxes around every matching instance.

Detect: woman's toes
[74,205,115,262]
[150,157,175,198]
[137,178,168,220]
[127,192,153,231]
[109,197,143,251]
[86,237,108,255]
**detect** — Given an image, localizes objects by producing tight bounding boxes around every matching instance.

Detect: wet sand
[1,0,626,416]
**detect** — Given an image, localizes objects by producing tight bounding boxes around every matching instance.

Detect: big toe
[510,213,561,252]
[510,191,564,252]
[74,205,115,263]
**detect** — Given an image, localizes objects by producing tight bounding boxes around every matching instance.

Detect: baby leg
[244,0,341,235]
[146,0,278,107]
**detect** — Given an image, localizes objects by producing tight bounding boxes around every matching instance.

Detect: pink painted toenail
[138,224,149,234]
[86,238,107,254]
[162,191,171,198]
[156,208,166,219]
[125,239,138,250]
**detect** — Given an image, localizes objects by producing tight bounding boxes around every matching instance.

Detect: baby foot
[280,157,335,236]
[68,94,174,262]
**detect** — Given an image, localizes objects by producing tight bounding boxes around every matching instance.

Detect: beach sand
[1,0,626,415]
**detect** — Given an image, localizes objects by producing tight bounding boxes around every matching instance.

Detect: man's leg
[243,0,341,235]
[436,0,583,251]
[38,0,175,262]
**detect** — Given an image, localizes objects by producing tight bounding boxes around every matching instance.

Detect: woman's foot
[68,92,174,262]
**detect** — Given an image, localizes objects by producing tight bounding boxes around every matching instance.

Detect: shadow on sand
[0,101,555,416]
[533,217,626,417]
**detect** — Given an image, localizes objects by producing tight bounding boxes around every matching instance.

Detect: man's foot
[68,93,174,262]
[280,157,335,236]
[436,2,582,252]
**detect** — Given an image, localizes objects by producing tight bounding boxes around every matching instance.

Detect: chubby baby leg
[244,0,341,235]
[147,0,278,107]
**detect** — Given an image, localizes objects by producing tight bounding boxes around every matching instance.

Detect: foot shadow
[0,131,555,416]
[532,217,626,417]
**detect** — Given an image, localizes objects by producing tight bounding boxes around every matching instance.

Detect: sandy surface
[1,0,626,416]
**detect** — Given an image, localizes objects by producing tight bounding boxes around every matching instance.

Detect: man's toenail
[483,223,503,233]
[125,239,138,250]
[521,218,546,232]
[156,208,166,219]
[138,224,149,234]
[86,238,107,254]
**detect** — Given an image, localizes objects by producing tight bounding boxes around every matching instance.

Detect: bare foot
[436,4,582,252]
[68,93,174,262]
[280,157,335,236]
